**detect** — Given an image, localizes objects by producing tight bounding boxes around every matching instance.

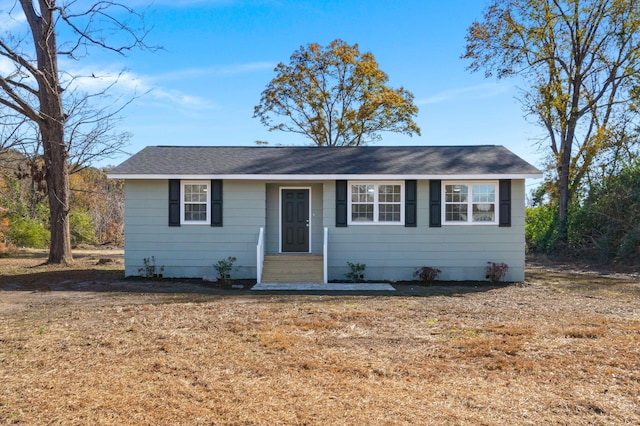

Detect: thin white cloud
[1,58,221,112]
[59,60,275,110]
[150,87,217,110]
[152,61,276,82]
[61,66,218,111]
[417,83,511,105]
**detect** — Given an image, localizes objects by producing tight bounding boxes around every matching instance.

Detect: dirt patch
[1,250,639,425]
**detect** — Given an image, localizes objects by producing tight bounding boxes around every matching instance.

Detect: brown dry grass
[1,250,639,425]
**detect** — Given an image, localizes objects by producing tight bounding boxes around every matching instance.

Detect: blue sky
[4,0,545,179]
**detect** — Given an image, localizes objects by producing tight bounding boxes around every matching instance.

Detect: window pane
[445,184,468,203]
[352,204,374,222]
[185,203,207,221]
[365,185,374,202]
[445,204,467,221]
[472,184,495,203]
[351,185,363,202]
[352,184,374,202]
[379,185,401,202]
[472,204,495,222]
[184,184,207,202]
[379,204,401,222]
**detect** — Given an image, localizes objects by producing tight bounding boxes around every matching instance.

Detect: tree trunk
[557,155,570,244]
[557,119,576,246]
[22,0,74,264]
[42,122,73,264]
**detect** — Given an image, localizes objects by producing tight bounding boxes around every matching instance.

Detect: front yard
[1,250,638,425]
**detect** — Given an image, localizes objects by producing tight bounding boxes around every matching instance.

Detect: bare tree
[0,0,152,263]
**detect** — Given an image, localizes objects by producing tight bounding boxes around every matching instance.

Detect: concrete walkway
[251,283,396,291]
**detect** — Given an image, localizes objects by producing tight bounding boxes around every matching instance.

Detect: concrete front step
[261,255,324,283]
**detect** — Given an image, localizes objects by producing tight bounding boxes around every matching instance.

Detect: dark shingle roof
[108,145,541,177]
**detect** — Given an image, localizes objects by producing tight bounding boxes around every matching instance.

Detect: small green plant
[214,256,237,281]
[138,256,164,278]
[485,261,509,283]
[413,266,441,285]
[345,261,366,283]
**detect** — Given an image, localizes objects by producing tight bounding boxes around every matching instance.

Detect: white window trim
[442,180,498,225]
[180,180,211,225]
[348,181,405,225]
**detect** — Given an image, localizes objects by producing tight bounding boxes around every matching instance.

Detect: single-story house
[108,145,541,283]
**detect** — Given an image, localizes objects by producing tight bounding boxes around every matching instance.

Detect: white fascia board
[107,173,543,180]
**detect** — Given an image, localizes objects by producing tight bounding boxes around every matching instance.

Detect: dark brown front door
[282,189,309,252]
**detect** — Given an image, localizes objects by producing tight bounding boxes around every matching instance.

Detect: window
[181,181,210,224]
[348,182,403,224]
[443,182,497,224]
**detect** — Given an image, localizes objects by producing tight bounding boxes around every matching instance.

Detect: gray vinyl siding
[124,180,265,278]
[310,184,324,254]
[322,180,526,282]
[265,184,279,254]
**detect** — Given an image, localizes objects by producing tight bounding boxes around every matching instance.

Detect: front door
[281,189,309,252]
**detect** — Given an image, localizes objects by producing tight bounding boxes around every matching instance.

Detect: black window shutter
[499,179,511,227]
[211,180,223,227]
[429,180,441,228]
[168,179,180,227]
[405,180,417,227]
[336,180,348,227]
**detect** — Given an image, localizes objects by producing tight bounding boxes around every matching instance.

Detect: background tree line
[464,0,640,265]
[526,159,640,264]
[0,148,123,253]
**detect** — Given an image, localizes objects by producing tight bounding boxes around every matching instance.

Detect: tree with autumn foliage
[0,148,124,250]
[0,208,9,254]
[463,0,640,245]
[0,1,151,264]
[69,167,124,246]
[254,39,421,146]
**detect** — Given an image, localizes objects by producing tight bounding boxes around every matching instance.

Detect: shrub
[413,266,441,285]
[617,227,640,262]
[69,209,97,247]
[7,217,50,248]
[345,261,366,283]
[485,262,509,283]
[525,204,558,253]
[214,256,237,281]
[138,256,164,278]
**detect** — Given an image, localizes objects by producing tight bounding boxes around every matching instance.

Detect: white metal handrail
[323,227,328,284]
[256,227,264,284]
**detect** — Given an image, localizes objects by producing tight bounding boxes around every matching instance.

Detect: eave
[107,173,543,180]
